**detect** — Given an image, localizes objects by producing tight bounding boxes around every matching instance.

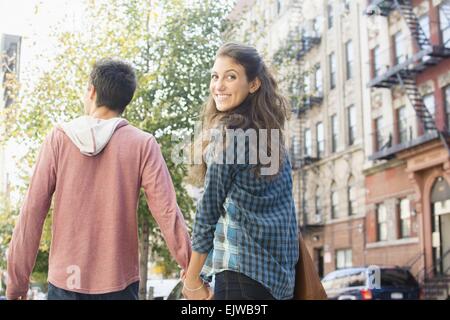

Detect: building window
[422,93,436,133]
[375,116,384,151]
[372,45,381,77]
[336,249,352,269]
[423,93,436,118]
[444,85,450,130]
[304,128,312,157]
[394,31,405,64]
[345,40,353,80]
[347,105,356,146]
[315,186,322,218]
[419,14,431,49]
[331,114,338,153]
[313,16,322,36]
[304,73,311,95]
[343,0,351,12]
[329,52,336,90]
[316,122,324,157]
[397,106,407,144]
[315,65,323,94]
[440,2,450,47]
[328,4,334,29]
[399,198,412,239]
[1,35,21,108]
[377,204,388,241]
[331,182,339,219]
[348,176,356,216]
[292,135,300,158]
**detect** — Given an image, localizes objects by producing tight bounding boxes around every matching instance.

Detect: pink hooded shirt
[6,116,192,299]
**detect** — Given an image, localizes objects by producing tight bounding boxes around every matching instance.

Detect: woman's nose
[215,79,226,91]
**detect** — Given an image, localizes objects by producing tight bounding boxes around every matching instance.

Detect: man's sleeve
[141,135,192,270]
[6,130,57,300]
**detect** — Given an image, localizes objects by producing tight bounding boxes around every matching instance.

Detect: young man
[6,58,191,300]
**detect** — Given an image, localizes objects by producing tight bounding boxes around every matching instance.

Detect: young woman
[183,42,299,300]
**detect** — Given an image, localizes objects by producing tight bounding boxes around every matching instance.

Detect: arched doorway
[430,177,450,275]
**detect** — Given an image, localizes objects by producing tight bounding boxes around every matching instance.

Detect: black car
[166,280,184,300]
[321,266,421,300]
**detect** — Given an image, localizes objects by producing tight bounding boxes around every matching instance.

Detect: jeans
[47,281,139,300]
[214,271,275,300]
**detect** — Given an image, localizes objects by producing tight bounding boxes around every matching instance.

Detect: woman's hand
[182,276,212,300]
[182,251,211,299]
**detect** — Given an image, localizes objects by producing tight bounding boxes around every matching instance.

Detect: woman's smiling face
[210,55,259,112]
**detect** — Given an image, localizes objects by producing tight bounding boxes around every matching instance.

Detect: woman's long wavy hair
[189,42,289,185]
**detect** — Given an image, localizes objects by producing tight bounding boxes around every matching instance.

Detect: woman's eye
[211,74,218,80]
[227,75,236,80]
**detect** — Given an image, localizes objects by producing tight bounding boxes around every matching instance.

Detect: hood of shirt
[59,116,129,156]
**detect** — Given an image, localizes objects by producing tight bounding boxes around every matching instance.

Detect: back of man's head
[89,58,137,114]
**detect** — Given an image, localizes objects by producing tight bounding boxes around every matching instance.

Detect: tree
[0,0,233,299]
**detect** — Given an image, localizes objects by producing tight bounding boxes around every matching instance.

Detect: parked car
[166,280,184,300]
[28,284,47,300]
[147,279,179,300]
[321,266,421,300]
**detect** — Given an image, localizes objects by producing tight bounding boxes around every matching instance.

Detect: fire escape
[367,0,450,161]
[289,25,323,231]
[367,0,450,299]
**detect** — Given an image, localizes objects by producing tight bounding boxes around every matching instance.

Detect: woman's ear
[249,77,261,94]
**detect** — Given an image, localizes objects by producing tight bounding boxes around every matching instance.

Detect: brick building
[363,0,450,298]
[230,0,450,298]
[229,0,370,277]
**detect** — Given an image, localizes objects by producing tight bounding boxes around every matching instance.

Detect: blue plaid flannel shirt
[191,137,299,300]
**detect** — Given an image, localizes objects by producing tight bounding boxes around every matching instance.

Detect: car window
[321,272,335,282]
[380,269,418,287]
[322,269,366,290]
[322,273,336,290]
[347,271,366,287]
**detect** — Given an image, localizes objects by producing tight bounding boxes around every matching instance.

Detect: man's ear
[89,85,96,100]
[249,77,261,94]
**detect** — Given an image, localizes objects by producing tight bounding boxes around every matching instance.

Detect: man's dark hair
[89,58,137,114]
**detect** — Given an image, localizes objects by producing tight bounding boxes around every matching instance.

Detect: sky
[0,0,85,37]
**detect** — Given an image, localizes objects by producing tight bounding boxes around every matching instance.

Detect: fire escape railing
[367,0,450,161]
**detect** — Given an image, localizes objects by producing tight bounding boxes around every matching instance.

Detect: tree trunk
[139,217,150,300]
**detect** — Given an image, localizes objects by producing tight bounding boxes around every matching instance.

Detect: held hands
[180,271,213,300]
